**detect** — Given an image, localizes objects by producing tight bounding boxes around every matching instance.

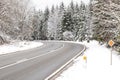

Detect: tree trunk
[0,36,5,45]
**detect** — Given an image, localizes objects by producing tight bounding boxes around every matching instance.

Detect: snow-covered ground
[0,41,43,55]
[56,40,120,80]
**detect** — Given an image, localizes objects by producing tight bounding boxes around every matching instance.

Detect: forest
[0,0,120,52]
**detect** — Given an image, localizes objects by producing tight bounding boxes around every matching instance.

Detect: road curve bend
[0,41,85,80]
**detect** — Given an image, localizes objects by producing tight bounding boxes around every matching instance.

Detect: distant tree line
[0,0,91,44]
[0,0,120,52]
[31,1,91,41]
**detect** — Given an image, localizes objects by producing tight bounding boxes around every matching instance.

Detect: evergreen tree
[61,11,74,32]
[59,2,65,12]
[42,7,50,40]
[91,0,119,43]
[69,1,75,14]
[85,1,92,42]
[74,2,87,41]
[51,5,55,13]
[74,3,80,13]
[47,8,62,40]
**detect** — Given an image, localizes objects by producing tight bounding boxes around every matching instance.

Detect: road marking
[16,58,28,63]
[0,44,64,70]
[45,44,86,80]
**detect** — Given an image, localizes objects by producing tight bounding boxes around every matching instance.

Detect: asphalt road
[0,41,85,80]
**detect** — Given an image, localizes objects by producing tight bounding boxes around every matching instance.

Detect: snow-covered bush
[63,31,74,41]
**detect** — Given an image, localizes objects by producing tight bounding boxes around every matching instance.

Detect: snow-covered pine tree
[74,1,87,41]
[91,0,118,43]
[41,7,50,40]
[47,7,62,40]
[59,2,65,13]
[108,0,120,52]
[85,1,93,42]
[61,11,74,39]
[108,0,120,42]
[69,1,75,14]
[72,4,81,41]
[51,5,55,14]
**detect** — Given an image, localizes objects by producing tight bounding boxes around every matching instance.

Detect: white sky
[30,0,90,10]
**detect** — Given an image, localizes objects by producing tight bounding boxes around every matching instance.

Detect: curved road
[0,41,85,80]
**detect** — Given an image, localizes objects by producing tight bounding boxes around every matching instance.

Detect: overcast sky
[31,0,90,10]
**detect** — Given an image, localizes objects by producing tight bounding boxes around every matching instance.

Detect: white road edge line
[45,44,86,80]
[0,44,64,70]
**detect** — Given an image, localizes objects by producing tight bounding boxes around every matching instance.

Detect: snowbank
[56,40,120,80]
[0,41,43,55]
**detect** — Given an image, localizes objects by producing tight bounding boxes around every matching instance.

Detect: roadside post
[83,55,87,63]
[108,40,115,65]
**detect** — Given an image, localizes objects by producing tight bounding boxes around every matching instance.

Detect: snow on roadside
[0,41,43,55]
[56,40,120,80]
